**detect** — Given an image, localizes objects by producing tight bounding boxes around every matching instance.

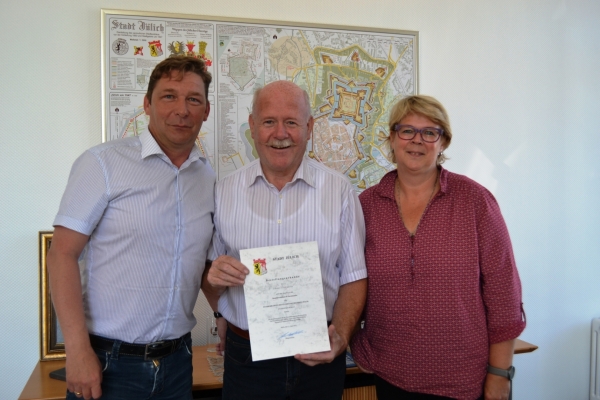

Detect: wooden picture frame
[39,231,65,360]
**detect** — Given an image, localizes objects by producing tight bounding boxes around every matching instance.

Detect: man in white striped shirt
[203,80,367,399]
[47,57,215,400]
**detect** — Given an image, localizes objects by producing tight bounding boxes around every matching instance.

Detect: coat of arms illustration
[253,258,267,276]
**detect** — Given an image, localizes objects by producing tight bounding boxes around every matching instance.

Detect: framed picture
[102,9,418,192]
[39,231,65,360]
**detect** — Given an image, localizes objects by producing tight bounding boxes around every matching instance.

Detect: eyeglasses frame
[391,124,444,143]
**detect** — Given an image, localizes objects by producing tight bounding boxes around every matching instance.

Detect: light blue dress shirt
[54,129,215,343]
[210,157,367,330]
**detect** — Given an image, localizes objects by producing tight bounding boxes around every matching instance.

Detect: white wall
[1,0,599,398]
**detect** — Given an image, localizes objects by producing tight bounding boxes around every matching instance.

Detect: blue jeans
[66,334,193,400]
[222,328,346,400]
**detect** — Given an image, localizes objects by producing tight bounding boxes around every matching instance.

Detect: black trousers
[374,374,484,400]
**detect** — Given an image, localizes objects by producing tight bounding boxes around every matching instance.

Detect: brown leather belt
[227,321,250,340]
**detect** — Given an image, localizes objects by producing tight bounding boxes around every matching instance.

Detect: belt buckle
[144,340,173,360]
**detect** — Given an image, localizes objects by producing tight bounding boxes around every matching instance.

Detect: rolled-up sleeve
[477,190,526,343]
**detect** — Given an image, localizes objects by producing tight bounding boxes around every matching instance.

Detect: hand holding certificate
[240,242,330,361]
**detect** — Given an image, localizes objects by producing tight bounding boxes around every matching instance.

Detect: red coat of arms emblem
[253,258,267,276]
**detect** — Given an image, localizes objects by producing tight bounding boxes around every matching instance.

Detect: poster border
[101,8,419,142]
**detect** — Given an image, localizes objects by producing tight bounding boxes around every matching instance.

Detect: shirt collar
[438,166,449,194]
[249,157,316,189]
[139,128,202,166]
[374,170,397,200]
[140,129,164,159]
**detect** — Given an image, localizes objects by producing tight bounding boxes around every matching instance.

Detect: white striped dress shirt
[210,157,367,330]
[54,129,215,343]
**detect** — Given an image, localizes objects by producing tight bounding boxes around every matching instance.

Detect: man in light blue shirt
[203,80,367,399]
[47,56,215,400]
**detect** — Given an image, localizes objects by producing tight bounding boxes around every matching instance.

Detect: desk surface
[19,339,538,400]
[19,346,221,400]
[514,338,538,354]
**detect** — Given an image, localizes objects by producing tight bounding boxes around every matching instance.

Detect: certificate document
[240,241,330,361]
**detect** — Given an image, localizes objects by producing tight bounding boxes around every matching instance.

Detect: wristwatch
[213,311,223,318]
[487,365,515,381]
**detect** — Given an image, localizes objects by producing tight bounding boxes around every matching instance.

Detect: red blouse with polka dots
[350,168,525,400]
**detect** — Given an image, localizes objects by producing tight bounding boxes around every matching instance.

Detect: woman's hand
[485,339,515,400]
[484,373,510,400]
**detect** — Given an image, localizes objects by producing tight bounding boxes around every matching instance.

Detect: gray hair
[251,83,312,120]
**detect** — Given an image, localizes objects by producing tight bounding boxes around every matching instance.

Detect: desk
[19,339,538,400]
[19,346,223,400]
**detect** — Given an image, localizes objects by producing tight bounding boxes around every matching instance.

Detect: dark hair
[146,56,212,102]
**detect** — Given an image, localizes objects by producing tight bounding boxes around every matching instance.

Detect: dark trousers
[66,334,193,400]
[222,328,346,400]
[374,374,484,400]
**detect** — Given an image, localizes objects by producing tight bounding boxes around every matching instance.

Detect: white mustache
[262,139,296,148]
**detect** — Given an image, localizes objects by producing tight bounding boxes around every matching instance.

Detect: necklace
[395,170,438,237]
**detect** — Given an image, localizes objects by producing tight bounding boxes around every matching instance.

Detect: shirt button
[279,194,283,199]
[277,219,282,224]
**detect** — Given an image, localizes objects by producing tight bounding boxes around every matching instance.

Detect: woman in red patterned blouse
[350,95,525,400]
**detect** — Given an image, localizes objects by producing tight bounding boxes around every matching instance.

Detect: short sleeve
[53,150,109,235]
[337,183,367,285]
[208,184,226,260]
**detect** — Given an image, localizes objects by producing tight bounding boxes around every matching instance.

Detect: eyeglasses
[391,124,444,143]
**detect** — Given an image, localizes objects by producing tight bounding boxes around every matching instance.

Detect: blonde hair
[386,95,452,165]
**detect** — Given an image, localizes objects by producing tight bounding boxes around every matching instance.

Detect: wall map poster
[102,10,418,191]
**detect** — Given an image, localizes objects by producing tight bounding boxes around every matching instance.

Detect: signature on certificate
[278,330,304,341]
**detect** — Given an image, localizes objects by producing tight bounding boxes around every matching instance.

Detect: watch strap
[487,365,515,381]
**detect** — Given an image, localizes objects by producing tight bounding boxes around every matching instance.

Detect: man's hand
[65,345,103,400]
[294,324,346,367]
[47,226,99,399]
[214,317,228,356]
[206,255,249,290]
[294,279,366,367]
[484,373,510,400]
